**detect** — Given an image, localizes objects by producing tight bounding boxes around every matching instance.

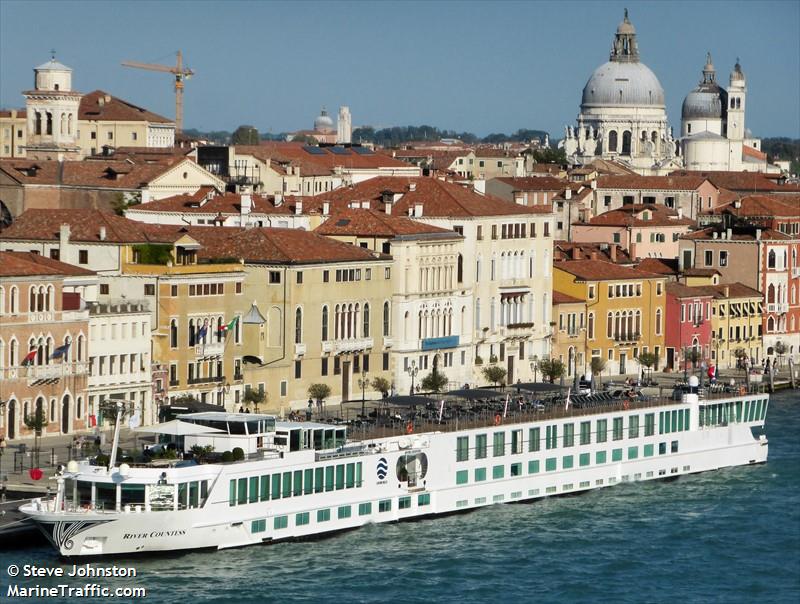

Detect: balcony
[187,375,226,386]
[792,268,800,279]
[25,362,88,385]
[321,340,334,353]
[334,337,374,354]
[295,343,307,357]
[776,303,789,314]
[27,311,55,323]
[195,342,225,358]
[613,333,641,345]
[383,337,393,349]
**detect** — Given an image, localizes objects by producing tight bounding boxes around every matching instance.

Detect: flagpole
[503,393,509,418]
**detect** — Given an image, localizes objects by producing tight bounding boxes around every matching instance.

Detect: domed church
[561,10,681,175]
[680,55,768,172]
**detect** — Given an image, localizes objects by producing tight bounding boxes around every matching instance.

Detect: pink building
[665,283,714,372]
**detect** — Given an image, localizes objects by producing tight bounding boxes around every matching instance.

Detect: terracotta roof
[0,109,26,118]
[315,208,458,238]
[127,190,292,216]
[552,291,584,305]
[666,282,716,299]
[554,259,664,281]
[553,241,632,264]
[682,267,721,277]
[79,90,172,124]
[182,226,389,265]
[637,258,679,275]
[0,251,95,277]
[742,145,767,161]
[596,175,709,191]
[667,282,761,300]
[717,195,800,218]
[531,163,565,175]
[240,142,416,173]
[669,170,800,193]
[302,176,552,218]
[581,204,695,227]
[681,226,792,241]
[493,176,567,191]
[0,209,181,244]
[0,156,187,189]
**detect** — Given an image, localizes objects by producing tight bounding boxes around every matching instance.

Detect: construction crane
[122,51,194,134]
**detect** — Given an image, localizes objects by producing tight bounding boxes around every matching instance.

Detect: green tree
[290,134,319,145]
[371,376,391,398]
[231,125,260,145]
[774,341,787,368]
[539,358,566,384]
[24,405,48,468]
[636,351,658,381]
[308,383,331,404]
[243,388,266,412]
[421,370,448,393]
[482,365,507,387]
[110,191,141,216]
[590,357,607,390]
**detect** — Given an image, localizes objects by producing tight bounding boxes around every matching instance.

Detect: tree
[290,133,319,145]
[231,125,260,145]
[110,191,141,216]
[371,376,391,398]
[774,341,787,367]
[482,365,507,387]
[24,405,48,468]
[308,383,331,405]
[636,352,658,382]
[683,347,701,370]
[590,357,607,391]
[243,388,265,412]
[539,358,566,384]
[421,370,448,393]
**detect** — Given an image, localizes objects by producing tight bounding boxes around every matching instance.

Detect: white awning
[135,419,225,436]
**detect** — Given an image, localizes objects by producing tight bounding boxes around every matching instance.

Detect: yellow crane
[121,51,194,134]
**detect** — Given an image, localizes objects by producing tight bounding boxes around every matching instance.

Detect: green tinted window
[314,467,324,493]
[379,499,392,512]
[325,466,334,491]
[418,493,431,506]
[529,427,541,452]
[628,415,639,439]
[596,450,607,464]
[304,469,313,495]
[597,419,607,442]
[345,463,355,489]
[335,464,345,490]
[249,476,259,503]
[493,465,505,479]
[612,448,623,462]
[456,436,469,461]
[317,508,330,522]
[493,432,505,457]
[475,467,487,482]
[644,413,655,436]
[644,444,654,457]
[399,496,411,510]
[274,515,288,530]
[338,505,352,519]
[293,470,303,497]
[563,423,575,447]
[237,477,247,505]
[510,463,522,477]
[359,502,372,516]
[545,457,557,472]
[562,455,573,469]
[456,470,468,485]
[296,512,310,526]
[475,434,487,459]
[580,421,591,445]
[613,417,623,441]
[271,474,281,499]
[260,475,270,501]
[229,480,236,507]
[528,460,540,474]
[627,446,638,459]
[579,453,590,467]
[282,472,292,498]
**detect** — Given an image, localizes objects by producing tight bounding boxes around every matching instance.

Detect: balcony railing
[321,340,334,353]
[195,341,225,357]
[187,375,226,385]
[613,332,641,344]
[334,337,374,353]
[792,267,800,279]
[383,337,394,349]
[12,362,90,385]
[295,343,307,357]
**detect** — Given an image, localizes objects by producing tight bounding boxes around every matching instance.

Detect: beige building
[551,291,588,380]
[593,175,719,219]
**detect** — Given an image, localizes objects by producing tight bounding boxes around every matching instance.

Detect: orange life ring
[494,414,502,426]
[406,422,414,434]
[623,400,631,410]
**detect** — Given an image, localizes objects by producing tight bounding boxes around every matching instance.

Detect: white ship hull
[22,393,769,557]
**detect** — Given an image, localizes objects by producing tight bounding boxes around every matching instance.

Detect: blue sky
[1,0,798,139]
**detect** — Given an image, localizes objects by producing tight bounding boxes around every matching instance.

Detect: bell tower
[727,58,746,141]
[24,53,82,160]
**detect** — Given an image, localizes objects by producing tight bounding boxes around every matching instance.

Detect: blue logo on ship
[377,457,388,480]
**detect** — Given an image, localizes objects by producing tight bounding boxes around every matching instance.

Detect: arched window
[46,112,53,135]
[608,130,618,152]
[363,303,370,338]
[607,312,613,338]
[34,111,42,135]
[588,312,595,339]
[9,339,17,366]
[475,299,481,330]
[621,130,632,155]
[768,250,776,269]
[490,298,496,330]
[322,305,329,341]
[295,307,303,344]
[476,256,482,281]
[457,254,463,283]
[383,302,390,336]
[76,396,83,419]
[9,286,17,314]
[29,286,36,312]
[188,319,195,346]
[767,316,775,332]
[767,284,775,303]
[170,319,178,348]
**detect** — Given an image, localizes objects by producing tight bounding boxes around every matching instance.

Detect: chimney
[240,193,252,216]
[565,188,572,200]
[712,231,718,239]
[99,226,107,241]
[59,223,71,247]
[295,200,303,215]
[361,201,370,210]
[274,194,283,207]
[571,247,582,260]
[677,208,683,219]
[322,201,330,216]
[756,228,761,240]
[98,96,105,107]
[385,201,392,215]
[724,285,730,298]
[413,202,423,217]
[726,227,732,240]
[610,244,617,262]
[409,182,417,192]
[590,251,598,260]
[590,179,597,190]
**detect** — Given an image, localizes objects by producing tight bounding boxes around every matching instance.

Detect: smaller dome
[36,58,71,72]
[314,108,334,133]
[682,54,727,120]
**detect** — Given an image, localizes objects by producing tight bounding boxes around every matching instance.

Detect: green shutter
[229,479,236,507]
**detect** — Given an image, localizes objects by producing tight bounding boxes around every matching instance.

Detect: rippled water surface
[3,390,798,603]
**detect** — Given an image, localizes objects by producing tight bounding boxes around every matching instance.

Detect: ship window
[563,423,574,447]
[359,502,372,516]
[562,455,574,469]
[296,512,310,526]
[379,499,392,512]
[628,446,638,460]
[315,468,324,493]
[528,460,540,474]
[597,419,607,443]
[579,453,590,467]
[274,516,288,530]
[659,442,667,455]
[96,483,116,511]
[325,466,334,491]
[474,467,487,482]
[251,519,267,533]
[190,482,201,508]
[644,444,654,457]
[644,413,655,436]
[492,465,504,479]
[456,470,468,485]
[456,436,469,461]
[280,472,290,498]
[317,509,331,522]
[249,477,259,503]
[237,478,247,505]
[596,451,607,464]
[271,474,281,499]
[293,470,303,497]
[121,484,145,507]
[335,464,345,490]
[546,424,558,449]
[580,422,591,445]
[345,463,355,488]
[628,415,639,439]
[398,496,411,510]
[304,469,313,495]
[545,457,557,472]
[612,448,623,462]
[493,432,505,457]
[418,493,431,506]
[528,427,540,452]
[260,475,270,501]
[671,441,679,453]
[612,417,623,440]
[511,430,523,454]
[475,434,487,459]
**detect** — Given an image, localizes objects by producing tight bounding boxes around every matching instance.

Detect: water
[2,390,798,603]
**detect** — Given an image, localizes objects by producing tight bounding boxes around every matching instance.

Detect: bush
[482,365,507,387]
[221,451,234,463]
[94,454,110,467]
[232,447,245,461]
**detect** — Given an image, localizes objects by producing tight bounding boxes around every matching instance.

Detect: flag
[565,387,572,411]
[21,349,37,366]
[503,393,509,418]
[220,316,238,336]
[437,400,445,424]
[50,342,70,359]
[196,325,208,340]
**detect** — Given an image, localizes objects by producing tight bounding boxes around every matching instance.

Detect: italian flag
[218,316,238,336]
[21,349,37,365]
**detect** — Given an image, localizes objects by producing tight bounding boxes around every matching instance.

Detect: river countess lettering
[123,530,187,540]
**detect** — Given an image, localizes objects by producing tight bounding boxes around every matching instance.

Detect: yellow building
[551,291,588,379]
[188,227,394,410]
[554,259,667,376]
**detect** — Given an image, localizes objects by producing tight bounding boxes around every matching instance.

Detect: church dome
[35,58,71,72]
[314,108,334,133]
[581,61,665,108]
[681,54,727,120]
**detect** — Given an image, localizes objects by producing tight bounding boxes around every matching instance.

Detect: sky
[1,0,799,139]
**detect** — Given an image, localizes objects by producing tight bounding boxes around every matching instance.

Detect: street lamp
[357,371,369,420]
[530,355,539,383]
[218,381,231,411]
[407,361,419,396]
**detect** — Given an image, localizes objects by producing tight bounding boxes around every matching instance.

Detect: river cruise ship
[21,383,769,557]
